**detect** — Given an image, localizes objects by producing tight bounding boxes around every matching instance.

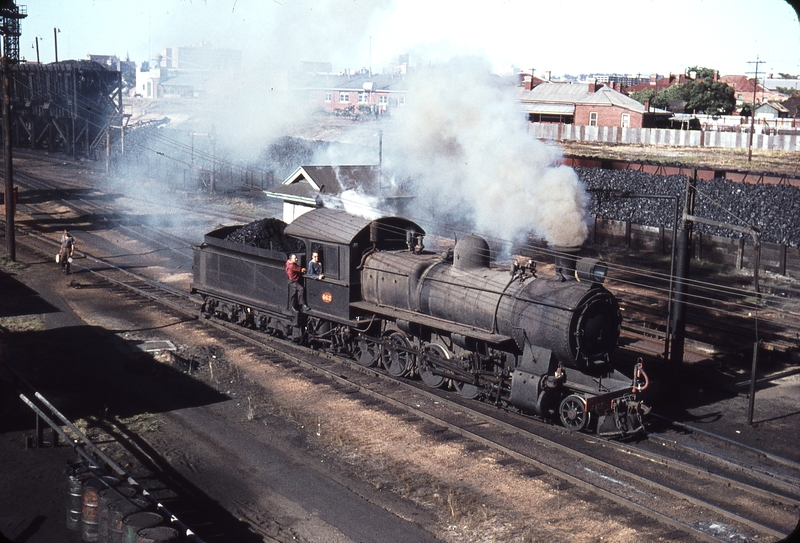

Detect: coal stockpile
[577,167,800,247]
[224,218,303,253]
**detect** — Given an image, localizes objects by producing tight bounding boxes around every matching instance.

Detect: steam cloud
[118,3,591,249]
[383,56,590,247]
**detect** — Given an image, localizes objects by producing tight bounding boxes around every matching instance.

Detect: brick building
[294,70,408,116]
[519,81,670,128]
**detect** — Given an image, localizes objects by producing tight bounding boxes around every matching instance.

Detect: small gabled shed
[264,165,411,223]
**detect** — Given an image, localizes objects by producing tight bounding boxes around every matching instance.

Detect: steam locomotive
[192,207,649,435]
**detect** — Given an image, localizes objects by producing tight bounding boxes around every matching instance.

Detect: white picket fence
[529,123,800,151]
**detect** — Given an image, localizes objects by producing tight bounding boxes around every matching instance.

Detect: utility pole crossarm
[746,56,765,162]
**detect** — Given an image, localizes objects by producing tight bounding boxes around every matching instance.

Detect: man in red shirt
[286,254,309,311]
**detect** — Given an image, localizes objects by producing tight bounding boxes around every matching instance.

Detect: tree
[628,67,736,114]
[684,79,736,115]
[685,66,717,80]
[776,86,800,97]
[629,89,655,105]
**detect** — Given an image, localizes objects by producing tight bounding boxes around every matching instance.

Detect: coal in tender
[224,218,303,253]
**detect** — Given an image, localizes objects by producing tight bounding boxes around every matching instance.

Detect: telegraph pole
[3,54,13,260]
[746,56,765,162]
[1,1,26,261]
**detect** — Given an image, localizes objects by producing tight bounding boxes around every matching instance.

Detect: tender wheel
[453,380,481,399]
[559,394,590,432]
[382,331,413,377]
[419,344,448,388]
[354,339,379,367]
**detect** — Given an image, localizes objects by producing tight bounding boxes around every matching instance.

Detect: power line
[745,56,766,162]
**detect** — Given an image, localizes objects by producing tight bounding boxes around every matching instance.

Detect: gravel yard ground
[2,146,800,542]
[3,223,799,543]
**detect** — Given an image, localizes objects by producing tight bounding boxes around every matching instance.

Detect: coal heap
[224,218,303,253]
[578,167,800,247]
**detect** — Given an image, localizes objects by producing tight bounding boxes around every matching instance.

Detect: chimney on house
[713,70,719,82]
[589,79,602,93]
[523,74,533,91]
[643,99,650,112]
[650,73,658,85]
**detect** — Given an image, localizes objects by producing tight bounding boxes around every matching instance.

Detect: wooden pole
[3,55,16,261]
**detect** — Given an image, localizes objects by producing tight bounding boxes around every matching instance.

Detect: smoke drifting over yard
[383,56,590,247]
[119,2,591,247]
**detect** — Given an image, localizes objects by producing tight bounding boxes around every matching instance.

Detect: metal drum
[107,497,148,543]
[67,470,92,531]
[81,476,119,542]
[136,526,181,543]
[98,486,137,542]
[122,512,163,543]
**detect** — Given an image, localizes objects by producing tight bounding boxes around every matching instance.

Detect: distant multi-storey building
[135,43,242,99]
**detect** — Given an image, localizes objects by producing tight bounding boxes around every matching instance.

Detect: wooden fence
[591,217,800,279]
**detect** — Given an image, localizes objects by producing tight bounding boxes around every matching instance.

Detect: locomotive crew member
[58,230,76,275]
[286,254,310,312]
[308,251,324,280]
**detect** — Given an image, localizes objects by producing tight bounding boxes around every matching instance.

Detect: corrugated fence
[530,123,800,152]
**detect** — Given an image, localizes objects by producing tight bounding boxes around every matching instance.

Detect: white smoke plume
[384,55,590,247]
[321,189,383,220]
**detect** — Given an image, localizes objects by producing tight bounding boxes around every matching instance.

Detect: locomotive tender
[192,207,649,435]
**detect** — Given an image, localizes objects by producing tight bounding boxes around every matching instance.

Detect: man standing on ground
[59,230,75,275]
[285,254,309,311]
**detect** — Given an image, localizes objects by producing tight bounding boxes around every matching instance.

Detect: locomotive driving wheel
[559,394,590,431]
[419,344,448,388]
[382,331,413,377]
[354,338,379,367]
[453,380,481,399]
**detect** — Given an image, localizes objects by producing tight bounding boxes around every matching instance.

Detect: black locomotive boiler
[192,207,649,436]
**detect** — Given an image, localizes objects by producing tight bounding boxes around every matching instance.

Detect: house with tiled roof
[518,81,671,128]
[719,75,788,107]
[624,73,693,95]
[264,165,412,223]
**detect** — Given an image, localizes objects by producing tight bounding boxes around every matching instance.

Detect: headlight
[576,258,607,284]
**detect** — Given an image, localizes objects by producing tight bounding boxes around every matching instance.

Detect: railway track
[10,228,796,542]
[4,159,798,541]
[611,273,800,359]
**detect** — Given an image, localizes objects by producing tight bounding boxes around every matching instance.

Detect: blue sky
[22,0,800,77]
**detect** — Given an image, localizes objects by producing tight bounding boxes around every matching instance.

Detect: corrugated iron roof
[296,165,381,193]
[576,86,646,111]
[520,103,575,114]
[518,82,669,114]
[264,182,318,204]
[265,165,382,203]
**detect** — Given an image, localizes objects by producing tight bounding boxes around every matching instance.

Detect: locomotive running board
[350,301,513,346]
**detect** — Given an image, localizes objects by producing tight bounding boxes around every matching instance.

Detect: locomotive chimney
[552,246,580,281]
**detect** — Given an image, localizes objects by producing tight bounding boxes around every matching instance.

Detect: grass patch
[115,412,161,433]
[0,315,45,333]
[0,255,27,270]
